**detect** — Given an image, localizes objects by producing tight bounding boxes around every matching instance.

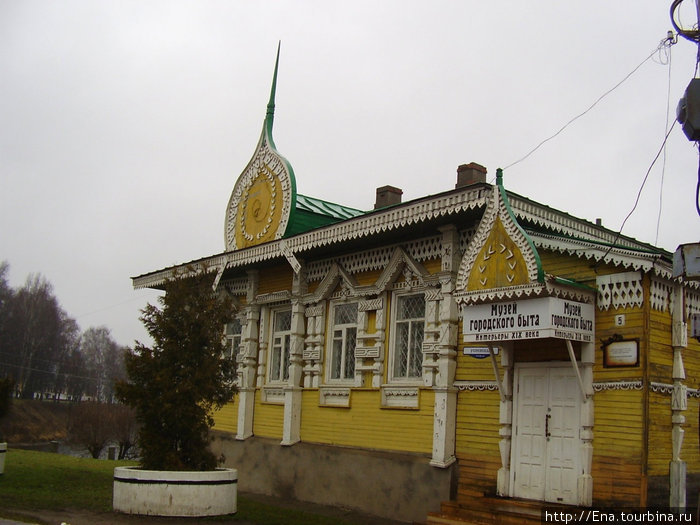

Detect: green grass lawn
[0,448,370,525]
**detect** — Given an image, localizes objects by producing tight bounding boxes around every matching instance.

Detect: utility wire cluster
[671,0,700,74]
[670,0,700,216]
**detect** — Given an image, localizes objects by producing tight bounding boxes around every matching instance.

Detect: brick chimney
[374,185,403,209]
[456,162,487,188]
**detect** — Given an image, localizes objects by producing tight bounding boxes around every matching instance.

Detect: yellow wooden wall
[213,255,442,454]
[212,394,239,434]
[592,388,645,505]
[257,264,293,295]
[253,394,284,439]
[300,389,434,453]
[455,389,501,497]
[646,287,700,477]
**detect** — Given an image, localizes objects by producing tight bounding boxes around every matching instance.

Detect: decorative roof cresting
[224,43,297,251]
[456,168,543,293]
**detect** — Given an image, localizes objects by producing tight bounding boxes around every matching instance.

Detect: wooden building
[132,54,700,523]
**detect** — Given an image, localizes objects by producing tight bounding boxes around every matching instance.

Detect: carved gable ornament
[456,169,544,303]
[224,45,297,251]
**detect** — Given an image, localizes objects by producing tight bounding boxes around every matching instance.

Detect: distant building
[133,52,700,523]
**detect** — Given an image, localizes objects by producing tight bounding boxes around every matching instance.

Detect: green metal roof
[284,194,366,237]
[296,194,365,220]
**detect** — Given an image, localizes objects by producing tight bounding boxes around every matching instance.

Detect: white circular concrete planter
[0,442,6,475]
[113,466,237,517]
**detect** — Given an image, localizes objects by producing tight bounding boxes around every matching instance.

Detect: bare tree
[0,264,124,402]
[67,401,115,458]
[81,327,124,402]
[113,404,138,459]
[6,274,66,398]
[67,401,138,459]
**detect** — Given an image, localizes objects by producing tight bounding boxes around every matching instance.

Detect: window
[328,302,358,381]
[392,293,425,380]
[269,309,291,382]
[225,318,242,363]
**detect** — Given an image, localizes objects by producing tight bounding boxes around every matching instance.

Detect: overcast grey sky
[1,1,699,347]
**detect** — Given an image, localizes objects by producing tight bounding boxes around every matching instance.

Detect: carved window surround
[302,303,325,388]
[380,385,420,409]
[355,297,385,388]
[319,386,351,407]
[261,385,285,404]
[421,288,443,387]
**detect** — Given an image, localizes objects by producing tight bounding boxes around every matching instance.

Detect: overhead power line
[504,35,677,171]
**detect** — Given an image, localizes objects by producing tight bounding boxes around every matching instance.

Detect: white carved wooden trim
[459,228,477,254]
[375,247,430,292]
[529,232,663,274]
[222,277,248,295]
[303,263,359,304]
[304,304,324,318]
[256,306,269,388]
[255,290,292,305]
[592,380,643,392]
[453,380,499,391]
[510,196,648,248]
[381,385,420,408]
[456,185,540,293]
[359,297,383,311]
[355,295,385,387]
[455,280,595,306]
[650,277,673,312]
[261,386,285,404]
[596,272,643,311]
[302,302,325,388]
[319,386,351,407]
[650,382,674,395]
[224,133,295,251]
[421,289,444,387]
[687,287,700,317]
[134,184,681,292]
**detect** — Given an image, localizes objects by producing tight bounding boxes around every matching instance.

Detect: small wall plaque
[603,339,639,367]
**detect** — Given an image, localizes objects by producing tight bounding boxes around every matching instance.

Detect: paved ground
[0,491,407,525]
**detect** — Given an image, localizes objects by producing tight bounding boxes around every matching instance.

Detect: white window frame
[325,300,359,384]
[267,308,292,384]
[225,318,243,364]
[388,291,426,384]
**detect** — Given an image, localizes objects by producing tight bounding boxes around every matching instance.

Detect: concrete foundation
[211,432,456,523]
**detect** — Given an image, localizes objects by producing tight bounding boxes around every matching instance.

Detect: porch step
[427,496,567,525]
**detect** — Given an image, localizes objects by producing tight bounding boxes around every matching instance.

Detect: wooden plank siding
[299,388,434,454]
[257,264,293,295]
[538,250,602,286]
[455,319,499,382]
[212,394,239,434]
[455,389,501,499]
[252,392,284,439]
[592,388,645,506]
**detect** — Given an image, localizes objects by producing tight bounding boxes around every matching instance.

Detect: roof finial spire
[266,41,281,128]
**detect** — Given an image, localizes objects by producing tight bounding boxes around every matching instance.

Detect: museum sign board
[462,297,595,343]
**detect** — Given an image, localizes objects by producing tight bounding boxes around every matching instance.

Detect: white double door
[511,364,581,505]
